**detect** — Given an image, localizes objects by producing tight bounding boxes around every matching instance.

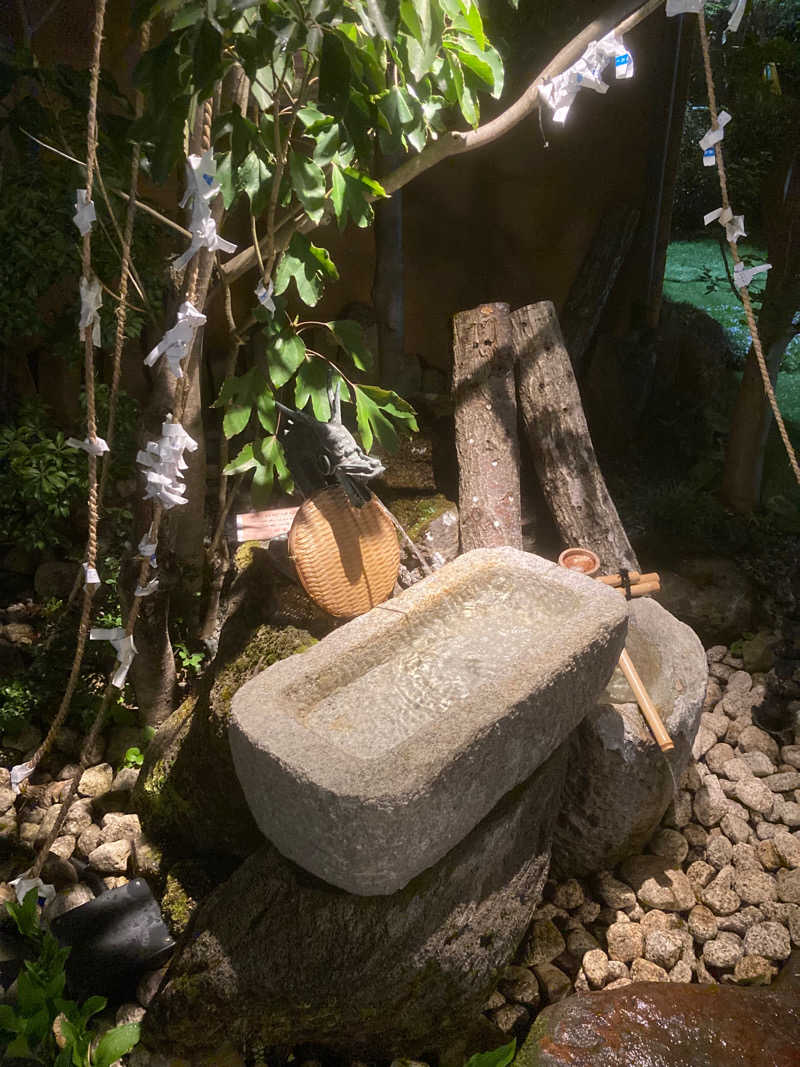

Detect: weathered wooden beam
[561,202,640,377]
[452,302,522,551]
[511,301,639,573]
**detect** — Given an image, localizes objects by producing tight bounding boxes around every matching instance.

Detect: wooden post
[452,302,522,551]
[511,301,639,573]
[561,203,640,377]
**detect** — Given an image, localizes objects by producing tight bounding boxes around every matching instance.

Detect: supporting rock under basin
[552,596,707,877]
[229,547,628,894]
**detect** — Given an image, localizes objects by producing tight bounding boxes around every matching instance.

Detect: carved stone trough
[229,547,628,894]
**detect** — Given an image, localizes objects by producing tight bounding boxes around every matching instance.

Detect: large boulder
[143,747,568,1060]
[552,597,706,877]
[515,968,800,1067]
[230,548,628,894]
[133,623,317,861]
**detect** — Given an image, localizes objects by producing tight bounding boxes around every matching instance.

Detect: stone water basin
[229,547,628,894]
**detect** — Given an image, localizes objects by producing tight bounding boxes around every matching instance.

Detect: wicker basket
[288,486,400,618]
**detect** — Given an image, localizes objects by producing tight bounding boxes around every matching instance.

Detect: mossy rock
[161,860,215,937]
[389,493,455,544]
[134,623,316,862]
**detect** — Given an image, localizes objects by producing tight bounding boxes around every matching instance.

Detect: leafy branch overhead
[132,0,503,504]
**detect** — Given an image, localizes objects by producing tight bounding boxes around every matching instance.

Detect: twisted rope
[31,92,215,876]
[21,0,107,796]
[697,13,800,487]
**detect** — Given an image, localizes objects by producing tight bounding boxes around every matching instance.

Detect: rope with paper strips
[28,102,216,879]
[685,1,800,487]
[10,0,109,798]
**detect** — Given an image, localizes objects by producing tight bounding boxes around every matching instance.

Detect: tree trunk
[722,154,800,513]
[372,153,406,392]
[511,301,639,573]
[452,302,522,552]
[561,203,640,376]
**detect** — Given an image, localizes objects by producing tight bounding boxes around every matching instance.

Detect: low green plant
[0,889,141,1066]
[465,1039,516,1067]
[0,679,37,736]
[0,399,87,552]
[122,745,145,769]
[174,642,205,676]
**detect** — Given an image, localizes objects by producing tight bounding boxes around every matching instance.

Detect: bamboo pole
[618,649,674,752]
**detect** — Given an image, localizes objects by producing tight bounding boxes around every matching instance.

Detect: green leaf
[256,392,277,433]
[464,1039,517,1067]
[448,35,504,98]
[312,122,341,167]
[297,105,334,132]
[258,435,290,482]
[6,1033,33,1059]
[294,357,332,422]
[250,460,274,508]
[216,152,236,209]
[328,319,373,371]
[268,333,306,388]
[250,64,276,109]
[355,386,375,452]
[330,164,385,229]
[289,151,327,224]
[223,404,251,438]
[193,19,222,99]
[353,384,419,453]
[93,1022,142,1067]
[274,233,339,307]
[231,106,259,167]
[359,385,418,430]
[0,1003,19,1030]
[223,442,258,474]
[236,150,271,214]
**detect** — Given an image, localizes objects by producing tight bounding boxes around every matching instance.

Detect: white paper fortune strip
[134,577,159,597]
[699,109,731,166]
[73,189,96,236]
[540,30,633,124]
[137,417,198,511]
[138,534,158,562]
[703,205,747,244]
[144,301,207,379]
[666,0,705,14]
[733,262,772,289]
[90,626,137,688]
[173,149,237,270]
[79,274,103,347]
[10,875,56,906]
[10,760,35,794]
[727,0,747,33]
[66,435,110,455]
[255,279,275,312]
[82,563,101,590]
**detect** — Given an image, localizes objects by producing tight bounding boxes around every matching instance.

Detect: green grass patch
[664,239,800,422]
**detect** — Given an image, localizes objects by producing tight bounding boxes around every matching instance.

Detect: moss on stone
[161,861,214,937]
[210,624,316,727]
[389,493,454,544]
[233,540,262,571]
[135,624,316,861]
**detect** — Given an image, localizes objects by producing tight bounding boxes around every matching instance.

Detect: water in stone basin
[303,565,582,759]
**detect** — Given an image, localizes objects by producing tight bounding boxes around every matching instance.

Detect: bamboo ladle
[558,549,674,753]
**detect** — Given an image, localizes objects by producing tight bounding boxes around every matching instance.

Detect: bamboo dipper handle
[618,649,674,752]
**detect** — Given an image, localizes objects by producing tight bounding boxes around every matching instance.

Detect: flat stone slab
[229,547,628,894]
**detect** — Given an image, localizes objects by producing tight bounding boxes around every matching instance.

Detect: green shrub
[0,399,86,551]
[1,888,141,1066]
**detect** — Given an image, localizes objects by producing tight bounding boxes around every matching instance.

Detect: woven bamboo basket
[288,485,400,618]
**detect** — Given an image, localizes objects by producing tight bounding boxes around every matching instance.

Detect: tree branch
[221,0,665,284]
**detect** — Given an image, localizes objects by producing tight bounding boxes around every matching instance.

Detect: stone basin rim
[230,547,629,801]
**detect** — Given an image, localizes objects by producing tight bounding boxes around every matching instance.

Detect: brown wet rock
[515,973,800,1067]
